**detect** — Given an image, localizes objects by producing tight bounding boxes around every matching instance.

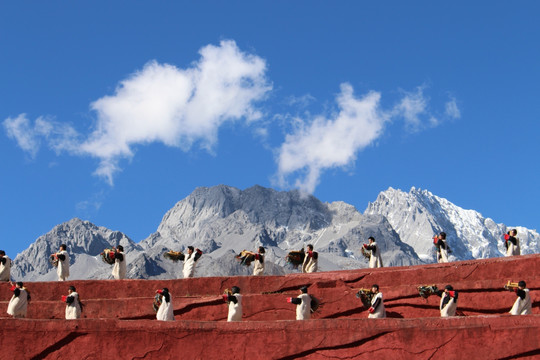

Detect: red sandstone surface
[1,255,539,359]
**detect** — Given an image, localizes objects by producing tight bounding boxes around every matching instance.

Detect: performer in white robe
[368,284,386,318]
[54,244,70,281]
[433,232,450,263]
[302,245,318,273]
[245,246,265,276]
[504,229,520,257]
[288,286,312,320]
[363,237,383,269]
[509,281,532,315]
[223,286,242,322]
[182,246,202,279]
[7,282,29,318]
[439,285,458,317]
[64,286,82,320]
[112,245,127,280]
[0,250,11,281]
[156,288,175,321]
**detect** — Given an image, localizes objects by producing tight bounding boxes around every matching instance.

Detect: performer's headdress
[231,286,240,294]
[300,286,308,293]
[518,281,526,288]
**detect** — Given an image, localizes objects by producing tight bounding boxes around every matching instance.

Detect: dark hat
[231,286,240,294]
[518,281,526,288]
[300,286,308,293]
[444,285,453,290]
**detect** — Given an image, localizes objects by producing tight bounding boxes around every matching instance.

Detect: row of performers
[0,229,524,283]
[6,280,532,321]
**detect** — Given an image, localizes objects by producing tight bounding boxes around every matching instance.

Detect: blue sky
[1,2,539,257]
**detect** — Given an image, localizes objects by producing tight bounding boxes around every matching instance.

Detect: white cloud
[276,83,388,193]
[81,40,271,184]
[393,87,429,132]
[445,97,461,119]
[3,114,41,158]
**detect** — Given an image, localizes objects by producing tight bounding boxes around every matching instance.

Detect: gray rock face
[364,187,540,262]
[14,185,536,281]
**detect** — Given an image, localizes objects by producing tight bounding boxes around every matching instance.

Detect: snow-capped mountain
[11,185,538,281]
[364,187,540,262]
[12,185,421,281]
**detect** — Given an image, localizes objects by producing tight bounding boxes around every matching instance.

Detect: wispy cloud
[275,83,459,194]
[276,83,388,193]
[445,97,461,119]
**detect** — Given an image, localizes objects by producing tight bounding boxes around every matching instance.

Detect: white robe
[7,288,28,318]
[156,295,175,321]
[437,241,449,263]
[296,293,312,320]
[253,255,264,276]
[506,238,520,256]
[112,252,127,279]
[65,292,81,320]
[302,253,318,273]
[368,292,386,318]
[183,254,198,278]
[440,293,457,317]
[510,289,532,315]
[56,250,70,281]
[368,243,384,269]
[227,294,242,322]
[0,255,11,281]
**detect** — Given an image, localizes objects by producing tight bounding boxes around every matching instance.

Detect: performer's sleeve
[435,290,443,297]
[312,252,318,260]
[371,297,381,311]
[227,295,238,304]
[0,257,5,265]
[162,292,170,303]
[516,289,526,300]
[194,249,202,262]
[66,295,75,304]
[13,288,20,297]
[57,254,66,261]
[290,297,302,305]
[116,253,124,261]
[365,245,375,251]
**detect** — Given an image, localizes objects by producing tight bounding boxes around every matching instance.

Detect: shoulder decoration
[286,249,305,268]
[163,250,185,262]
[236,250,255,266]
[355,288,374,308]
[100,248,116,265]
[418,285,438,299]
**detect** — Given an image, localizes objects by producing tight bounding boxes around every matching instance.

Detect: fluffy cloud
[82,40,270,184]
[4,40,271,184]
[276,83,388,193]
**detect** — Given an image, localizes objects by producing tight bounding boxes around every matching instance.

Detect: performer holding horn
[505,280,531,315]
[239,246,266,276]
[433,232,450,263]
[362,237,383,268]
[438,285,458,317]
[0,250,11,282]
[51,244,70,281]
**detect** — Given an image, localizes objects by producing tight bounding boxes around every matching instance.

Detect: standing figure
[287,286,312,320]
[223,286,242,322]
[0,250,11,281]
[244,246,265,276]
[508,280,532,315]
[363,237,384,269]
[504,229,520,257]
[112,245,127,280]
[433,232,450,263]
[182,246,203,279]
[368,284,386,318]
[438,285,458,317]
[156,288,175,321]
[302,244,318,273]
[7,281,29,318]
[52,244,70,281]
[63,285,82,320]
